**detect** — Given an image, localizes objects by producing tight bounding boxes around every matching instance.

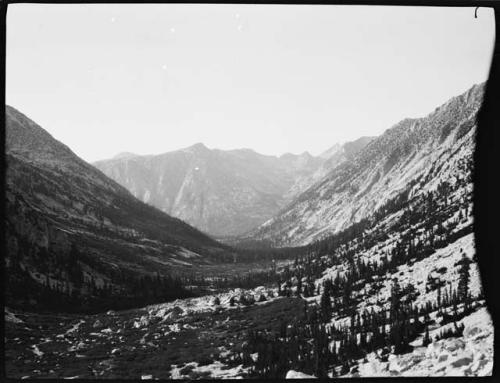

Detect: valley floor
[4,234,494,379]
[4,291,303,379]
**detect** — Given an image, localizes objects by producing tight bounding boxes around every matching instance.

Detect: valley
[4,82,494,378]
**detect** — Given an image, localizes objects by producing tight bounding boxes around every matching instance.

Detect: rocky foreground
[346,307,493,377]
[5,288,303,379]
[5,287,493,379]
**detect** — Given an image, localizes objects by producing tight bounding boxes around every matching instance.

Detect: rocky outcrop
[350,308,493,377]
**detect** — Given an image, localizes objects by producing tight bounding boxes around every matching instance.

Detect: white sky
[6,4,495,162]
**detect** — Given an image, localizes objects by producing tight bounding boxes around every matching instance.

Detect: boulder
[254,286,266,293]
[450,356,473,368]
[349,365,359,374]
[239,294,255,306]
[444,338,465,353]
[155,308,168,319]
[133,315,150,329]
[163,306,184,321]
[437,352,450,363]
[464,325,482,339]
[388,359,401,373]
[426,341,443,358]
[470,358,488,374]
[285,370,316,379]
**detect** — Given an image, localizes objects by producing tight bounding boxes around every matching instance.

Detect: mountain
[93,145,323,237]
[4,106,236,311]
[243,83,484,247]
[285,136,375,200]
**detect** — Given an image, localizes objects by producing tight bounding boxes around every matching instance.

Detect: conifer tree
[422,326,431,347]
[320,289,333,322]
[457,255,471,307]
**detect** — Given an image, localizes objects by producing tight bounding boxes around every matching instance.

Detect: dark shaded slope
[5,105,235,312]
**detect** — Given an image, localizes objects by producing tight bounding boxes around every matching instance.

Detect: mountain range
[93,139,375,238]
[93,144,324,237]
[242,83,483,246]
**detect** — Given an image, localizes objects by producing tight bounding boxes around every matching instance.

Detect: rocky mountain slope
[94,145,323,237]
[236,102,493,377]
[243,83,484,247]
[5,106,236,311]
[285,136,375,200]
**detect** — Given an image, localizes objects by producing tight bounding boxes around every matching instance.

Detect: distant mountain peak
[187,142,209,151]
[113,152,138,160]
[319,143,342,159]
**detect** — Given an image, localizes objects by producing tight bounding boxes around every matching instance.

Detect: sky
[6,4,495,162]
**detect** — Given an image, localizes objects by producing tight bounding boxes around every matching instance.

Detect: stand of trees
[239,174,479,378]
[244,265,477,378]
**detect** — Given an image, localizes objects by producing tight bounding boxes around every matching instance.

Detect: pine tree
[422,326,431,347]
[457,255,471,307]
[320,289,332,322]
[390,279,401,321]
